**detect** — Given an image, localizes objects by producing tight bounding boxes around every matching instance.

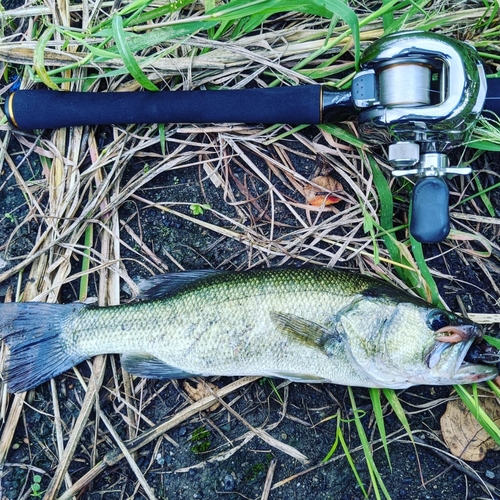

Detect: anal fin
[121,353,194,379]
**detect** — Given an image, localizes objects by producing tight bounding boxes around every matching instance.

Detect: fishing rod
[5,31,500,243]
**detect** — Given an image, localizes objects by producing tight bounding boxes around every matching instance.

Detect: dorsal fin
[137,269,227,300]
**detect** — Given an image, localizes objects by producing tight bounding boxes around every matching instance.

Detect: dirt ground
[0,128,500,500]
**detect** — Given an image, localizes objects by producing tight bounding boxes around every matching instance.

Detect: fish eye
[427,310,450,331]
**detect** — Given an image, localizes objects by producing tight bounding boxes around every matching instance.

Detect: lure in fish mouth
[426,313,481,371]
[425,317,498,385]
[435,324,479,344]
[429,320,500,384]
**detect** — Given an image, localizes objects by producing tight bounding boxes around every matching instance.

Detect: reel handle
[410,177,450,243]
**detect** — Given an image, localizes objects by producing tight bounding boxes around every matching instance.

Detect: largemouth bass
[0,267,497,393]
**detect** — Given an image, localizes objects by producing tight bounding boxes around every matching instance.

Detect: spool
[378,62,432,106]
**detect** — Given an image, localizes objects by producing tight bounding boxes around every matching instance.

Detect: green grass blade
[323,410,341,462]
[203,0,216,38]
[338,425,369,498]
[206,0,332,21]
[322,0,360,69]
[381,0,429,33]
[368,155,395,235]
[368,156,414,278]
[348,387,392,500]
[468,140,500,152]
[117,0,155,17]
[159,123,166,157]
[382,388,427,488]
[267,378,284,404]
[94,21,214,58]
[112,15,159,91]
[473,175,496,218]
[382,389,415,446]
[126,0,194,26]
[409,235,441,305]
[319,124,366,148]
[34,25,59,90]
[468,111,500,151]
[460,180,500,206]
[454,384,500,447]
[369,388,391,470]
[292,0,405,75]
[323,410,369,497]
[79,225,93,302]
[361,204,380,265]
[487,379,500,399]
[59,29,119,59]
[484,335,500,349]
[381,0,394,30]
[368,154,438,302]
[200,0,360,66]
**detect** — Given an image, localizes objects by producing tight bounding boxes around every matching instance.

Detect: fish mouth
[426,326,499,384]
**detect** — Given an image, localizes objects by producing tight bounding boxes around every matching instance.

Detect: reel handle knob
[410,177,450,243]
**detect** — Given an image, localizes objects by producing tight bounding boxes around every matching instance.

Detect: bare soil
[0,129,500,500]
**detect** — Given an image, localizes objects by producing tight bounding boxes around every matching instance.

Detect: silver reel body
[351,31,487,242]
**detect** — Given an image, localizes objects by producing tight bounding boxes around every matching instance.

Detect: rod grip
[6,86,324,130]
[485,77,500,116]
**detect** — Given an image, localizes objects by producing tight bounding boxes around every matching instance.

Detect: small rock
[223,474,235,491]
[486,470,495,479]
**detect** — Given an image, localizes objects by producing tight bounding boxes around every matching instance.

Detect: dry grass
[0,0,499,498]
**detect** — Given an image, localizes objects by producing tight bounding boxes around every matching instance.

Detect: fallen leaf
[303,175,343,206]
[183,380,221,412]
[303,155,344,207]
[441,389,500,462]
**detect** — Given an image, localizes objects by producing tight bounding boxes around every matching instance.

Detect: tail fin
[0,302,88,393]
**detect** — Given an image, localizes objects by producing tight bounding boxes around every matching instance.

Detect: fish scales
[70,267,372,384]
[0,267,497,392]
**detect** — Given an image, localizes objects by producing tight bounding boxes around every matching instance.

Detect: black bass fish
[0,267,497,393]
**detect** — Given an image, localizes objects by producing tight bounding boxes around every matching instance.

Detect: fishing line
[378,63,432,106]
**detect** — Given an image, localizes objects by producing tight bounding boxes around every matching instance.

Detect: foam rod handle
[485,77,500,116]
[6,86,325,130]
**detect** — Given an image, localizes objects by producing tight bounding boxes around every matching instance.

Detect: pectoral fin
[121,353,194,379]
[270,311,342,355]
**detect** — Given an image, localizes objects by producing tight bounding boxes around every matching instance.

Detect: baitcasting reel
[349,31,487,243]
[5,31,491,243]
